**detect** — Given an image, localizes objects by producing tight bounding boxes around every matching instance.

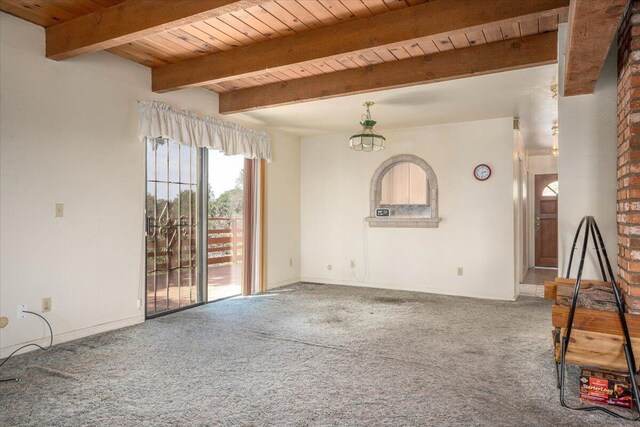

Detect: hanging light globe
[349,101,385,152]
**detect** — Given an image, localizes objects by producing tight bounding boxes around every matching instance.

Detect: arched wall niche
[367,154,441,228]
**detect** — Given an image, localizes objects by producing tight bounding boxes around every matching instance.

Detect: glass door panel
[207,150,244,301]
[146,138,199,317]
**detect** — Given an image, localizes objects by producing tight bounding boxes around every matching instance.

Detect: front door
[535,174,558,268]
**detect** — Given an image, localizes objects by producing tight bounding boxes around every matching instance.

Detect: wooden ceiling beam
[218,32,558,114]
[152,0,569,92]
[45,0,270,60]
[563,0,627,96]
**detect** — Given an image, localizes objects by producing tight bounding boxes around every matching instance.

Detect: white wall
[557,24,617,279]
[527,154,558,269]
[0,13,300,356]
[300,118,518,300]
[528,154,558,173]
[265,130,301,289]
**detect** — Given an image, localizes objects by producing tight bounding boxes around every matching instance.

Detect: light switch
[55,203,64,217]
[42,297,52,313]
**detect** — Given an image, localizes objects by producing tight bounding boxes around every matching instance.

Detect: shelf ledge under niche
[365,216,442,228]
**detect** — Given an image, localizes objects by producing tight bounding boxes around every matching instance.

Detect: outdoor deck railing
[207,217,243,266]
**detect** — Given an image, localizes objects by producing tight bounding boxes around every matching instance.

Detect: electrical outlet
[17,304,27,319]
[0,317,8,329]
[55,203,64,218]
[289,258,293,267]
[350,260,356,268]
[137,299,142,310]
[41,297,51,313]
[457,267,464,276]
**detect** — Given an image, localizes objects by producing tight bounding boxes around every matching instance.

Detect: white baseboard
[266,277,301,290]
[300,276,517,302]
[0,314,144,359]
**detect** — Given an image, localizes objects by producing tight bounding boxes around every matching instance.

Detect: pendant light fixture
[349,101,385,152]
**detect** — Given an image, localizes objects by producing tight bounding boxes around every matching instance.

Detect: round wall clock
[473,164,491,181]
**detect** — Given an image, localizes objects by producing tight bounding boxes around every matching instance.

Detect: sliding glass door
[145,140,254,316]
[206,151,245,301]
[145,138,200,317]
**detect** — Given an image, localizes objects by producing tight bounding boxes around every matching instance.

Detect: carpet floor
[0,283,635,426]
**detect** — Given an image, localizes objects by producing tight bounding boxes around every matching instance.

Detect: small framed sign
[376,208,390,217]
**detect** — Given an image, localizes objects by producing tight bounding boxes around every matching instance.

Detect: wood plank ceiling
[1,0,571,113]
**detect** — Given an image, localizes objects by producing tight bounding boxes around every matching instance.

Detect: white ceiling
[229,64,558,150]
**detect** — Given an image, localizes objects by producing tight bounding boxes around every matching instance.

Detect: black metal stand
[557,216,640,420]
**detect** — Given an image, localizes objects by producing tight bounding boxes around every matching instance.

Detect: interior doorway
[534,173,558,268]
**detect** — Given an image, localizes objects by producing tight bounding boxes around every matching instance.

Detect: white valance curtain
[138,100,271,162]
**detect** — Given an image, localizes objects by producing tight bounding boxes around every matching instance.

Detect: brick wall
[618,0,640,313]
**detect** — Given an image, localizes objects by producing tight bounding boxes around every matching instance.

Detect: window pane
[168,183,180,229]
[180,145,191,183]
[146,182,155,219]
[169,142,180,183]
[191,148,198,184]
[146,141,200,316]
[146,138,156,181]
[542,181,558,197]
[156,139,168,182]
[156,183,168,226]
